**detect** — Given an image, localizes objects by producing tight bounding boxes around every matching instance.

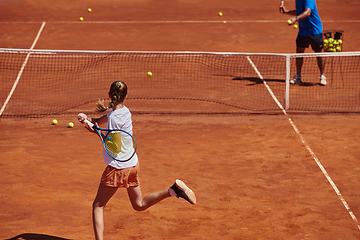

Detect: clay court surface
[1,0,360,239]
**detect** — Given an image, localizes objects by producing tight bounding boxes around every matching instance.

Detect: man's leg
[296,47,306,76]
[290,47,306,84]
[314,49,325,75]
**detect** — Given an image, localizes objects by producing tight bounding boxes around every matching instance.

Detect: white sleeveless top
[103,106,138,169]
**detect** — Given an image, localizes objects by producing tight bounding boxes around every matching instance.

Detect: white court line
[0,21,46,117]
[0,20,360,24]
[246,56,360,231]
[246,57,287,115]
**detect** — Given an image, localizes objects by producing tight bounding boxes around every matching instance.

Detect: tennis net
[0,49,359,117]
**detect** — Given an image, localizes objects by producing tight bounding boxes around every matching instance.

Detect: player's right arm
[279,1,298,25]
[279,2,296,15]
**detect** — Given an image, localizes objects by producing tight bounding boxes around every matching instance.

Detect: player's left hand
[289,17,297,24]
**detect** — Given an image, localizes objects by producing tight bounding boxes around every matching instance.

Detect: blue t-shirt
[296,0,323,36]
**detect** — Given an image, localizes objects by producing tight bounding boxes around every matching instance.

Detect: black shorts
[296,33,324,51]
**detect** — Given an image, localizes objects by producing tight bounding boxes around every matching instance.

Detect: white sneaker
[170,179,196,204]
[319,75,327,86]
[290,74,302,84]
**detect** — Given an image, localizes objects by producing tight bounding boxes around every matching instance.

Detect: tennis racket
[83,119,137,162]
[279,0,284,13]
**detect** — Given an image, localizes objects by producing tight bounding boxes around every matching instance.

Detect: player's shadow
[232,77,285,85]
[298,82,319,86]
[6,233,72,240]
[233,77,320,87]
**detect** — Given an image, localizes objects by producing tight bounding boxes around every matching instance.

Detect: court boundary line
[246,56,287,114]
[288,118,360,231]
[0,20,359,24]
[0,21,46,117]
[247,56,360,231]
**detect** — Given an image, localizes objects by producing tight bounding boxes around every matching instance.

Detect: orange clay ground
[0,0,360,239]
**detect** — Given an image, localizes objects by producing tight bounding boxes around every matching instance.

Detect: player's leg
[310,33,327,85]
[315,49,326,84]
[291,35,308,84]
[124,161,170,211]
[295,47,306,76]
[315,50,325,74]
[93,183,118,240]
[290,47,306,84]
[127,179,196,211]
[127,185,170,211]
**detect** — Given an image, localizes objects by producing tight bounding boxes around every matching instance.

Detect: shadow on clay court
[299,82,321,86]
[232,77,285,85]
[233,77,324,87]
[6,233,72,240]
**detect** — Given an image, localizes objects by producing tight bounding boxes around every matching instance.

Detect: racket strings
[105,132,122,155]
[104,131,135,161]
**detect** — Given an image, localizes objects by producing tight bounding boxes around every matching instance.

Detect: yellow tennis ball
[147,71,152,77]
[293,24,298,29]
[219,12,223,16]
[52,119,58,125]
[88,8,92,12]
[287,20,292,25]
[68,122,74,128]
[79,17,84,21]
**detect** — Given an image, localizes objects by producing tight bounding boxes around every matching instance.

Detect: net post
[285,54,290,111]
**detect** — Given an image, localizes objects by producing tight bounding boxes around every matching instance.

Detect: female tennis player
[77,81,196,240]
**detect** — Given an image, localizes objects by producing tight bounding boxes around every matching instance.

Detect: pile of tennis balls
[324,38,343,52]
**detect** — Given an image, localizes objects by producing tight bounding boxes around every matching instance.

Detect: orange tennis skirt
[100,162,140,188]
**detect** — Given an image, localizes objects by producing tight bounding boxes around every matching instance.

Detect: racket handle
[83,119,95,129]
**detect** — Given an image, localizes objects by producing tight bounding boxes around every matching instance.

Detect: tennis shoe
[290,74,302,84]
[170,179,196,204]
[319,75,327,86]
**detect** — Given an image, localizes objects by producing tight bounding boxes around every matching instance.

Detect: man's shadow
[232,77,285,85]
[6,233,72,240]
[232,77,318,86]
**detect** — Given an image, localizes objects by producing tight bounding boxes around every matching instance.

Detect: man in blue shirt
[280,0,327,86]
